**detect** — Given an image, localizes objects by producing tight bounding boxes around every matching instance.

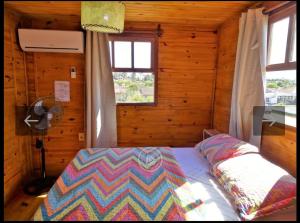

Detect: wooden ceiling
[4,1,256,29]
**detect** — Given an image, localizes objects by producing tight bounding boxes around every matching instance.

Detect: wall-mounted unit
[18,29,84,53]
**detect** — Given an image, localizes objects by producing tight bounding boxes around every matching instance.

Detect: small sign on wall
[54,81,70,102]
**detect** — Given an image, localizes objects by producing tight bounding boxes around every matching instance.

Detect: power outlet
[78,132,85,141]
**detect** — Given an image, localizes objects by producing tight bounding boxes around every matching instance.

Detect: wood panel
[261,124,296,176]
[4,1,255,29]
[117,22,218,147]
[4,9,33,205]
[213,16,239,133]
[21,15,86,176]
[20,18,217,174]
[26,52,85,176]
[212,9,296,176]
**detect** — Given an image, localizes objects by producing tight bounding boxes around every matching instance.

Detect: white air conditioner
[18,29,84,53]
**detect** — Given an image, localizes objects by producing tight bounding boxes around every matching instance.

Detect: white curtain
[85,31,117,148]
[229,8,268,148]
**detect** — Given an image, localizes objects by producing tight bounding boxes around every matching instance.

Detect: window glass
[268,17,290,64]
[109,34,156,105]
[114,41,132,68]
[265,70,296,126]
[109,41,112,66]
[134,42,151,69]
[113,72,154,103]
[290,19,296,62]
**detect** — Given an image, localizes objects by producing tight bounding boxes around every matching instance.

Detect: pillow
[211,153,296,220]
[195,134,259,166]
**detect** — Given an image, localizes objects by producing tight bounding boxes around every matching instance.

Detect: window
[265,4,296,127]
[108,33,157,105]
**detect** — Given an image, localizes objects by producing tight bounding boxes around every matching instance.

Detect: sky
[266,70,296,80]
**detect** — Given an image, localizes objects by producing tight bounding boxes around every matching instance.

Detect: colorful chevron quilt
[33,147,202,221]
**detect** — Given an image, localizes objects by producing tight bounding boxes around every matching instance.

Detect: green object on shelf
[81,1,125,33]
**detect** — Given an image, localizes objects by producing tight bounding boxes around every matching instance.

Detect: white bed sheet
[172,147,240,221]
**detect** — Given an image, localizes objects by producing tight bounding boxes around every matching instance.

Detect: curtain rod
[262,1,295,15]
[246,1,294,15]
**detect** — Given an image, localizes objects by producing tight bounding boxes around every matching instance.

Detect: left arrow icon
[24,115,39,127]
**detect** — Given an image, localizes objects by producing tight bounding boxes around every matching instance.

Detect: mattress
[172,147,240,221]
[34,147,240,221]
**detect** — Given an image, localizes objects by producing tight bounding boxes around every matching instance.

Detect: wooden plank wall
[4,9,33,205]
[22,16,85,177]
[212,13,296,176]
[212,16,239,133]
[118,22,218,147]
[261,125,296,176]
[21,18,217,175]
[26,52,85,176]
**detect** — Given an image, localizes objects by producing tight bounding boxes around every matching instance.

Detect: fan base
[23,176,57,196]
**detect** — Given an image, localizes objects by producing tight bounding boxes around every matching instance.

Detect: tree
[267,82,278,89]
[128,93,144,102]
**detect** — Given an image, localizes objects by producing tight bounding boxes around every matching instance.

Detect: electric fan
[24,96,63,195]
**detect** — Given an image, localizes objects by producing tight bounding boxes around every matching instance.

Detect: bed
[172,147,240,220]
[169,148,296,221]
[175,148,296,221]
[33,141,296,221]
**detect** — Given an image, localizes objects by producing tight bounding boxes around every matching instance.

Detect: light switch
[70,66,76,79]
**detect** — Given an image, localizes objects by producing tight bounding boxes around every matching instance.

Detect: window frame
[265,3,296,129]
[267,4,296,71]
[108,32,158,106]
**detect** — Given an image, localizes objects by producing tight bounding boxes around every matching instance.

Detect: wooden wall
[20,18,217,175]
[26,52,85,176]
[23,17,85,177]
[4,9,33,205]
[261,125,296,176]
[9,1,295,179]
[212,13,296,177]
[212,16,239,133]
[118,22,217,147]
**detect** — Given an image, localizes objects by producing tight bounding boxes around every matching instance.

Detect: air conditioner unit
[18,29,84,53]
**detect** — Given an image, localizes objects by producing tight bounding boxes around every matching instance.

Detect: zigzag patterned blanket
[33,147,202,221]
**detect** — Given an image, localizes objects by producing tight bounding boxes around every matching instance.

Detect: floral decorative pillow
[195,134,259,166]
[211,153,296,220]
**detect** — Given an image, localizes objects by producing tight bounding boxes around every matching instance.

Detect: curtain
[229,8,268,148]
[85,31,117,148]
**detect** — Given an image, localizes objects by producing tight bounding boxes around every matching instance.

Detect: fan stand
[23,132,56,196]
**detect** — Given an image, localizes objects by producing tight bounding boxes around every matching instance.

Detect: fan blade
[49,105,62,114]
[34,117,49,130]
[47,112,53,121]
[34,100,47,116]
